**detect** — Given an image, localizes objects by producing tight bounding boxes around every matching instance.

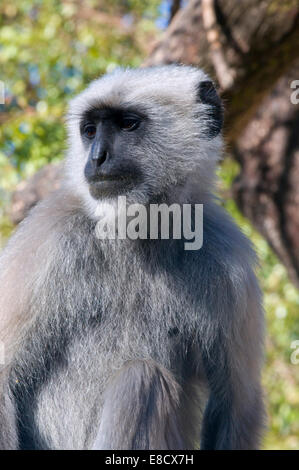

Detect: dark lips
[87,172,130,184]
[88,174,135,199]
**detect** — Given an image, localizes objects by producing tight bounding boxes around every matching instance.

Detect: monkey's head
[66,65,223,216]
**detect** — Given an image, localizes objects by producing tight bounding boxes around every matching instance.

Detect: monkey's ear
[196,80,223,138]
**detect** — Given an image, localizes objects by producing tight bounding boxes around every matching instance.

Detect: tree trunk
[233,60,299,288]
[9,0,299,285]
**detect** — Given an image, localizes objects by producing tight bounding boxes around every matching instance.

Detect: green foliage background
[0,0,298,449]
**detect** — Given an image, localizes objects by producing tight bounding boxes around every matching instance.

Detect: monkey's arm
[185,204,266,450]
[0,211,54,448]
[196,264,265,450]
[0,190,76,449]
[0,231,36,449]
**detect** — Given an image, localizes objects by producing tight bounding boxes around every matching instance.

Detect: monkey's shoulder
[201,202,257,266]
[180,203,261,303]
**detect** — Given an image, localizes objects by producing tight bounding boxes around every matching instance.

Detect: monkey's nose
[92,150,108,168]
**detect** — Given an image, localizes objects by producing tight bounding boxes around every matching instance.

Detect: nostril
[94,150,108,168]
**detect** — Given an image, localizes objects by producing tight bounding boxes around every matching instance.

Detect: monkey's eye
[83,124,97,139]
[119,116,140,131]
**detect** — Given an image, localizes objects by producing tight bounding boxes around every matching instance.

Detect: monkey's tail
[92,359,185,450]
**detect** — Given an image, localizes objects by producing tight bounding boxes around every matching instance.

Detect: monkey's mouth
[87,175,135,199]
[89,174,128,183]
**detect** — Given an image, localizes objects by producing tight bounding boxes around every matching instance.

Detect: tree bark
[10,164,62,225]
[8,0,299,285]
[169,0,182,25]
[233,60,299,288]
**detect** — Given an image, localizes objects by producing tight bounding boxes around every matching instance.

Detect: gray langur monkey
[0,65,265,450]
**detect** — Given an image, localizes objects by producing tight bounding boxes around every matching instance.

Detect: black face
[81,107,145,199]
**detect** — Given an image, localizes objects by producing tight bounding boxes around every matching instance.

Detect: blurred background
[0,0,298,449]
